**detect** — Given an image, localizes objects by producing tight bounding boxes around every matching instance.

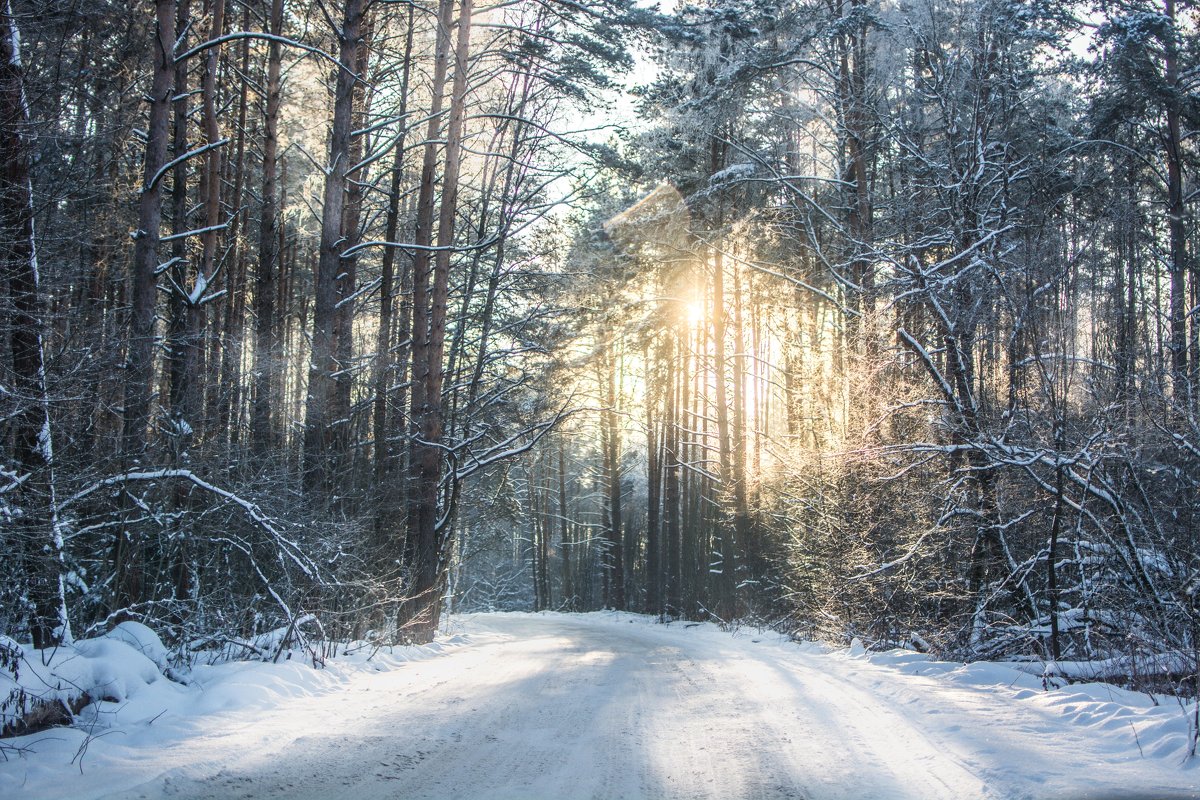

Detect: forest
[1,0,1198,688]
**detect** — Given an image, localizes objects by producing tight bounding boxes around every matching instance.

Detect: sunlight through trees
[1,0,1199,693]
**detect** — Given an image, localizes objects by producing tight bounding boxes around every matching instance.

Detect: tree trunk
[217,8,251,446]
[181,0,226,440]
[116,0,176,613]
[644,340,662,615]
[372,4,415,487]
[330,15,373,476]
[600,340,626,609]
[730,261,752,582]
[303,0,365,494]
[405,0,474,641]
[166,0,191,443]
[710,244,737,611]
[558,438,574,609]
[1164,0,1190,408]
[537,457,551,610]
[252,0,285,454]
[1,1,71,647]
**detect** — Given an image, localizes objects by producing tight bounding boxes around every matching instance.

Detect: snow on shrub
[0,626,173,737]
[103,621,169,670]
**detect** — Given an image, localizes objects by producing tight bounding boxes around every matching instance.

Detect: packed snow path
[10,613,1199,799]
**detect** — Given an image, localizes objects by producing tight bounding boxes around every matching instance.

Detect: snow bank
[2,624,484,734]
[0,623,488,799]
[862,646,1199,766]
[771,624,1200,769]
[1,629,164,737]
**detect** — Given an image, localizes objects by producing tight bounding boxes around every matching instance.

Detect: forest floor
[2,611,1198,800]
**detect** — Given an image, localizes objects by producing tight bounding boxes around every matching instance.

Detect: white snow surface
[1,611,1196,799]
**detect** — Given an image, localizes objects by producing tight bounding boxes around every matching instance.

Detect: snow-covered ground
[2,612,1197,799]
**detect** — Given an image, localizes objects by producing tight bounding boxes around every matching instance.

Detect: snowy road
[9,612,1199,799]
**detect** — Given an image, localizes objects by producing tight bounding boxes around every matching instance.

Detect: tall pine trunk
[1164,0,1190,408]
[252,0,285,454]
[182,0,226,439]
[404,0,474,641]
[303,0,365,494]
[372,4,415,488]
[116,0,176,614]
[2,1,70,647]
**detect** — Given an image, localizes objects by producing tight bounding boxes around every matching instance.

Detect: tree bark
[330,15,373,474]
[710,244,737,611]
[558,438,574,609]
[1,1,71,647]
[600,340,626,610]
[405,0,474,640]
[166,0,191,441]
[372,3,415,487]
[116,0,176,613]
[181,0,226,440]
[666,333,684,614]
[1164,0,1190,408]
[303,0,365,494]
[252,0,285,454]
[217,7,251,445]
[644,340,662,615]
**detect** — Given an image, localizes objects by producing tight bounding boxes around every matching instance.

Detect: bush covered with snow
[1,626,170,738]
